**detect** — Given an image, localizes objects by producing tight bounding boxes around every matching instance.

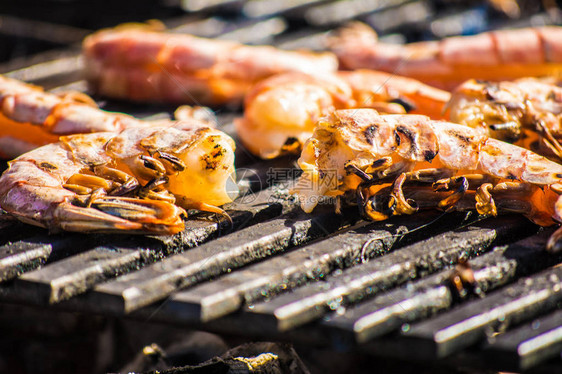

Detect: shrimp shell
[329,23,562,90]
[82,24,338,106]
[293,109,562,250]
[0,123,237,235]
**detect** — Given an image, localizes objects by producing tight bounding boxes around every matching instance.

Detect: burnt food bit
[201,146,226,170]
[38,162,58,171]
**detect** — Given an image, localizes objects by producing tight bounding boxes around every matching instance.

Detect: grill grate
[1,1,562,372]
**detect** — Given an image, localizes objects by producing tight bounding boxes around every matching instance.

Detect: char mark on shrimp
[447,129,472,145]
[364,125,378,145]
[39,162,58,170]
[395,125,419,157]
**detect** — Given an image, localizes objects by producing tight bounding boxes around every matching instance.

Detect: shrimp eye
[390,97,416,112]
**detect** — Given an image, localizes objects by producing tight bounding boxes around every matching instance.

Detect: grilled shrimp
[292,109,562,251]
[83,23,338,106]
[448,78,562,162]
[0,122,237,234]
[0,74,216,158]
[234,70,450,159]
[329,22,562,90]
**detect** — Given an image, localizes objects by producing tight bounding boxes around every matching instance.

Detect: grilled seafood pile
[0,74,216,158]
[329,23,562,90]
[83,23,338,106]
[448,78,562,162]
[235,70,450,159]
[292,109,562,251]
[0,122,237,234]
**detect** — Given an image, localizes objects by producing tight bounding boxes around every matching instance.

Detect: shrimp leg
[434,174,496,209]
[362,168,455,219]
[535,119,562,159]
[382,171,487,216]
[391,173,419,215]
[391,169,458,214]
[475,183,497,216]
[477,181,551,219]
[94,166,140,196]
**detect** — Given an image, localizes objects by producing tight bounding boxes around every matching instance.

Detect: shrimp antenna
[359,210,484,263]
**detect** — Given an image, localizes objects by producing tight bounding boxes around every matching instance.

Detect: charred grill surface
[0,1,561,372]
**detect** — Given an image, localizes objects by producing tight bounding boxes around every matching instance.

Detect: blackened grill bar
[0,1,561,372]
[322,229,562,343]
[159,211,458,324]
[242,215,538,332]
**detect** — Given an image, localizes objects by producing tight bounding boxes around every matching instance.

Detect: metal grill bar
[365,1,433,33]
[242,0,330,19]
[395,265,562,359]
[145,211,454,323]
[482,308,562,371]
[79,206,359,314]
[0,15,90,45]
[322,228,562,344]
[244,216,536,331]
[303,0,415,27]
[0,234,106,281]
[14,246,148,304]
[0,241,53,282]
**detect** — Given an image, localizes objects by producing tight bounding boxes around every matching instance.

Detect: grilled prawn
[448,78,562,162]
[83,23,338,106]
[0,123,236,234]
[0,74,215,158]
[293,109,562,251]
[329,23,562,90]
[235,70,450,159]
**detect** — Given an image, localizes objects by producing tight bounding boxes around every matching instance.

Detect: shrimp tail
[49,198,186,234]
[6,195,187,235]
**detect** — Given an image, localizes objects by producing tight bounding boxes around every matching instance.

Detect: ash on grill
[1,1,562,373]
